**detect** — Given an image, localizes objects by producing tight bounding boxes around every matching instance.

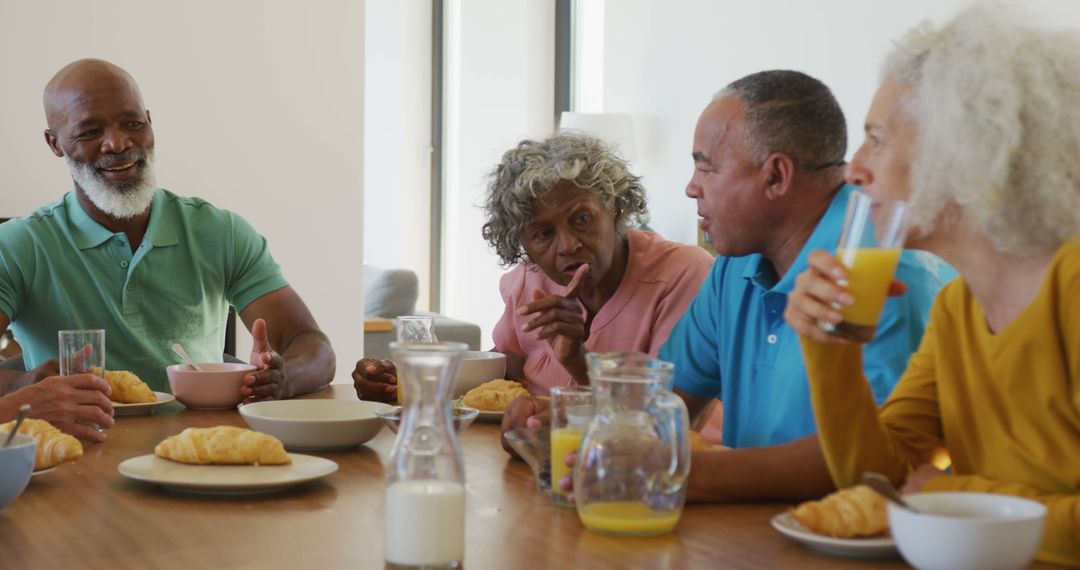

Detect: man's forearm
[686,434,835,502]
[0,369,33,397]
[281,331,335,398]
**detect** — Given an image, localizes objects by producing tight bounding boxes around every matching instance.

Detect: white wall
[442,0,556,346]
[0,1,365,382]
[599,0,1080,245]
[364,0,434,310]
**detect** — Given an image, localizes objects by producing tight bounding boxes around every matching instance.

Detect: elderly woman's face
[522,183,620,288]
[847,78,917,203]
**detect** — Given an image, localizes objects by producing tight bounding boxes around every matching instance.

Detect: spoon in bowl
[171,342,204,372]
[862,471,919,512]
[3,404,31,448]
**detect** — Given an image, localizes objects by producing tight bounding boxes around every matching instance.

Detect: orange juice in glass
[394,316,438,404]
[827,191,910,342]
[550,385,592,507]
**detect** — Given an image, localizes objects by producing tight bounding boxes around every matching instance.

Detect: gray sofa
[363,265,482,360]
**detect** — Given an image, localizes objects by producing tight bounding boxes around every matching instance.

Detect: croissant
[791,484,889,538]
[102,370,156,403]
[0,418,83,470]
[155,426,291,465]
[463,379,529,411]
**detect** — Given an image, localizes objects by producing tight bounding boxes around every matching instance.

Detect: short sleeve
[492,268,526,357]
[0,222,32,321]
[660,259,723,400]
[223,211,288,311]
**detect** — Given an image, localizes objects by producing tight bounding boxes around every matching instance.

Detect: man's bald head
[44,59,144,131]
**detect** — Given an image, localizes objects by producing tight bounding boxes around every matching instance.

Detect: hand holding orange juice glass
[823,190,910,342]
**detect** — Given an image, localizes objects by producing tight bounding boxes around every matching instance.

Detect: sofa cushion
[363,265,418,318]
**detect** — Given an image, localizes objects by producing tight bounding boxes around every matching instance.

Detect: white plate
[31,467,56,477]
[475,410,504,423]
[113,392,176,416]
[117,453,338,495]
[771,512,897,558]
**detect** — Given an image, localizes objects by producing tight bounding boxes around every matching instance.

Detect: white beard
[67,151,157,220]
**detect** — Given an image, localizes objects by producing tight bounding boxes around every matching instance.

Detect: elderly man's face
[521,183,620,290]
[45,71,156,218]
[686,96,771,257]
[847,78,916,203]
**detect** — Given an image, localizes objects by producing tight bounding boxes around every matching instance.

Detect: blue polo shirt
[659,185,954,448]
[0,189,288,391]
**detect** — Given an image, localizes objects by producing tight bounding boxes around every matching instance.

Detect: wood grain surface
[0,385,1045,570]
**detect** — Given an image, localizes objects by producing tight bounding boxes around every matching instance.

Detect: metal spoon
[171,342,204,372]
[3,404,31,448]
[862,471,919,512]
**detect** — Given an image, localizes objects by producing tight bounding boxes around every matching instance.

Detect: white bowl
[453,351,507,396]
[0,434,36,509]
[166,363,256,409]
[239,399,391,450]
[889,492,1047,570]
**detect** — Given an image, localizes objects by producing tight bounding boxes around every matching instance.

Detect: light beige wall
[0,1,365,381]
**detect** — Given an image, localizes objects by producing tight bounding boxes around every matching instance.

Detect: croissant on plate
[790,484,889,538]
[462,379,529,412]
[0,418,83,470]
[154,426,291,465]
[101,369,156,404]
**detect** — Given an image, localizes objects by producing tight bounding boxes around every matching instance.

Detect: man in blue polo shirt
[0,59,335,441]
[662,70,951,501]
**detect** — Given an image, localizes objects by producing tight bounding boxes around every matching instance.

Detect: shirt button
[767,334,778,344]
[126,284,134,291]
[120,260,129,268]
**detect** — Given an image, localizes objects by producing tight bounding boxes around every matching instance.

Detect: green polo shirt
[0,189,288,391]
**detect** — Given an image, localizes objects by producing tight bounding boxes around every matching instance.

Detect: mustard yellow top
[801,240,1080,566]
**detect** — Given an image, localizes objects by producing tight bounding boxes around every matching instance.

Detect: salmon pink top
[492,230,713,395]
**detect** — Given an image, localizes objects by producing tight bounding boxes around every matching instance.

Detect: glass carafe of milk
[385,341,468,569]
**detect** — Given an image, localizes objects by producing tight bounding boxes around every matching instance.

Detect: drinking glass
[394,316,438,404]
[58,329,105,377]
[550,385,593,508]
[823,190,910,342]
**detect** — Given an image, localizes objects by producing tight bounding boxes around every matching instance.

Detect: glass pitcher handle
[651,390,691,482]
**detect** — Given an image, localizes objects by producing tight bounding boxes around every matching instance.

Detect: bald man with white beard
[0,59,335,440]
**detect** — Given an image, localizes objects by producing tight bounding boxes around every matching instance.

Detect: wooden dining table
[0,384,1052,569]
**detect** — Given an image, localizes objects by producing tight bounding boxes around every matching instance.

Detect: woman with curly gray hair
[481,133,711,392]
[353,133,712,402]
[786,4,1080,564]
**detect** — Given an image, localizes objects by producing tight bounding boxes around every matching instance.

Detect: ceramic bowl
[375,405,479,434]
[503,427,552,495]
[453,351,507,397]
[889,492,1047,570]
[239,399,390,450]
[166,363,256,409]
[0,434,36,509]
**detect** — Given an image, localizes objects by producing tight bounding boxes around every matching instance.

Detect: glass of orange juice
[824,190,910,342]
[550,385,592,508]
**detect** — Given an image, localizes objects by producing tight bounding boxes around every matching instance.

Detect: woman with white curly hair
[355,133,712,402]
[785,4,1080,564]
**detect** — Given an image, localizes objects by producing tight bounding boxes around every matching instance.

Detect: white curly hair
[883,2,1080,255]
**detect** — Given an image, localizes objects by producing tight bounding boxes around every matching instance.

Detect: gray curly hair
[884,3,1080,255]
[482,133,648,267]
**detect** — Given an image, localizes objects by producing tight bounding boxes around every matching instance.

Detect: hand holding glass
[824,190,910,342]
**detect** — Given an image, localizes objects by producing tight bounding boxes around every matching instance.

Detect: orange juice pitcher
[574,352,690,537]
